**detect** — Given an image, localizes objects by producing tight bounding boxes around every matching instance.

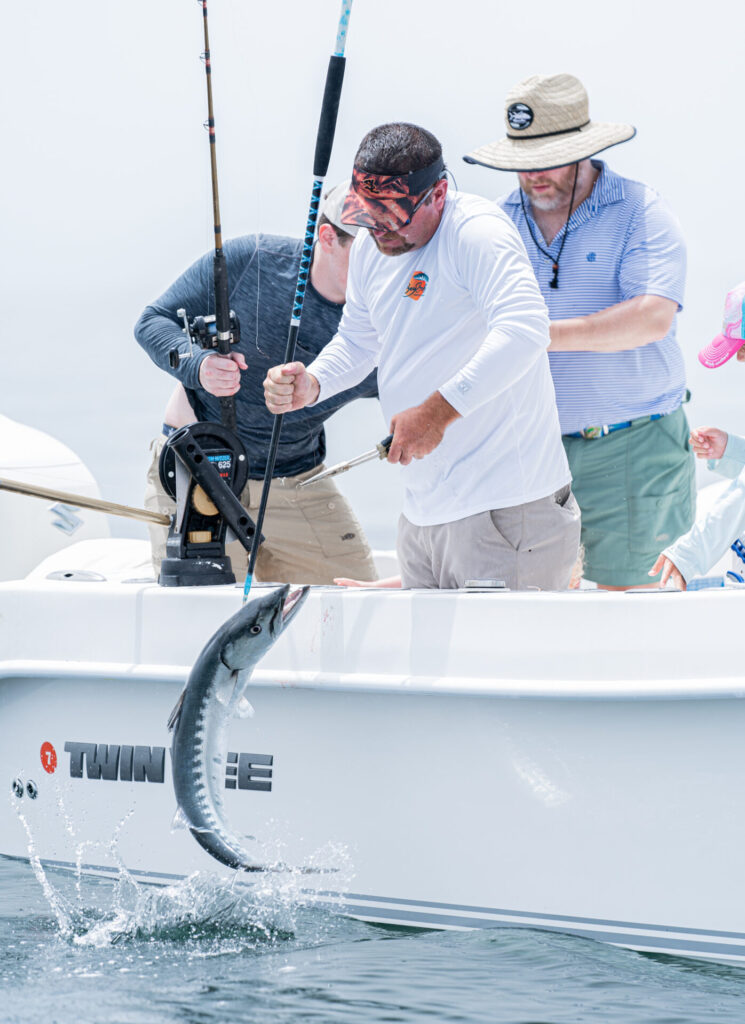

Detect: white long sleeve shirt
[307,191,570,526]
[663,433,745,582]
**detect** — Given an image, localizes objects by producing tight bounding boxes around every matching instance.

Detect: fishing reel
[158,421,262,587]
[168,308,241,369]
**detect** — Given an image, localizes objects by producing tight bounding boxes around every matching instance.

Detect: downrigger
[156,422,261,588]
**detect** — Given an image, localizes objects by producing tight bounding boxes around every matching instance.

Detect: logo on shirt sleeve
[404,271,429,301]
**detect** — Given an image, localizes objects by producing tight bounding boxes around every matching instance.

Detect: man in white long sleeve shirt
[264,122,580,589]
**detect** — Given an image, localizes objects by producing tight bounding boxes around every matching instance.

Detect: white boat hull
[2,576,745,963]
[0,416,109,581]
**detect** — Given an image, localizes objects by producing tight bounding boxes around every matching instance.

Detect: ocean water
[2,856,745,1024]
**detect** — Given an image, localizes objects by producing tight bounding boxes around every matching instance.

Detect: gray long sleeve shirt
[134,233,378,478]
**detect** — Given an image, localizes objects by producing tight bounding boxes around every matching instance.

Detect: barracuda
[169,584,308,870]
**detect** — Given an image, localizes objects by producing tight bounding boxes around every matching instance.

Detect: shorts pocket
[488,506,522,552]
[298,493,370,559]
[628,489,694,555]
[556,490,582,528]
[653,408,691,455]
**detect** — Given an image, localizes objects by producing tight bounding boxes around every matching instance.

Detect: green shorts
[562,405,695,587]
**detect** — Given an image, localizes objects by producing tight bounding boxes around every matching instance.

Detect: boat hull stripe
[307,890,745,941]
[8,854,745,956]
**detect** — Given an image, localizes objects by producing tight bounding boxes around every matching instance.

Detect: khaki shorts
[563,406,696,587]
[397,486,581,590]
[144,435,377,585]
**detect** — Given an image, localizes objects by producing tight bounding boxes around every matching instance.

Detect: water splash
[13,787,355,954]
[71,872,288,949]
[14,808,76,939]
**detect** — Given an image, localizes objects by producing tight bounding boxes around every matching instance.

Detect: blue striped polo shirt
[498,161,687,435]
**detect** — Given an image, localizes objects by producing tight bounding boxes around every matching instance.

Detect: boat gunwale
[2,660,745,701]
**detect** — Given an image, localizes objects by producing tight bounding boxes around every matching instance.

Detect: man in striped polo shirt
[465,73,695,590]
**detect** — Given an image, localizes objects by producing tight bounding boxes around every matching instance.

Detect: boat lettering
[61,742,273,790]
[225,751,273,791]
[64,742,166,783]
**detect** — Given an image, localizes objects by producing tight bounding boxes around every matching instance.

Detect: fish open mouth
[281,585,309,627]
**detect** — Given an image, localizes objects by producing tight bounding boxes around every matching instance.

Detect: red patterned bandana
[342,169,421,231]
[341,158,445,232]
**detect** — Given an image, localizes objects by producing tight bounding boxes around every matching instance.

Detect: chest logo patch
[404,271,429,301]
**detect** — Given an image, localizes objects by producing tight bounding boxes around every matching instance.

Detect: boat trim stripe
[0,853,184,881]
[307,890,745,941]
[336,903,745,959]
[6,853,745,956]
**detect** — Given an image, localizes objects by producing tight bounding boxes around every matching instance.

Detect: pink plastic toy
[698,280,745,368]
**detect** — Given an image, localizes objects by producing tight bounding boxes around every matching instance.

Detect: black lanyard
[519,163,579,289]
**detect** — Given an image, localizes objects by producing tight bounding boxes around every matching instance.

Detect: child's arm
[651,466,745,583]
[691,427,728,460]
[693,429,745,480]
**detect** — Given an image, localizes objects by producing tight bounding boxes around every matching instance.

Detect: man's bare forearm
[549,295,678,353]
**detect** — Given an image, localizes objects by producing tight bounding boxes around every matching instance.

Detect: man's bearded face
[517,164,578,212]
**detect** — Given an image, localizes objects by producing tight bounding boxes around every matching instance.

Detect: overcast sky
[2,0,742,544]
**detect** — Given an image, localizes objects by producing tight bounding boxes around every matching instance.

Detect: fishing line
[244,0,354,603]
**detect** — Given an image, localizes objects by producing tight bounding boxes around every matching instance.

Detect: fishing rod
[244,0,354,601]
[0,477,170,527]
[171,0,239,434]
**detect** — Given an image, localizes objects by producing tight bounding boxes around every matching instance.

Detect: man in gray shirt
[135,183,379,585]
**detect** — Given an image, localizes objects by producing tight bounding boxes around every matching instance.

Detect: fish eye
[250,624,262,635]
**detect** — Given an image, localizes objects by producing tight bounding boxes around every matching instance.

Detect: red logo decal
[404,271,429,301]
[40,741,57,774]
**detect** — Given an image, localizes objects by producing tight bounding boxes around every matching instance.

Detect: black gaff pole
[201,0,237,433]
[244,0,353,599]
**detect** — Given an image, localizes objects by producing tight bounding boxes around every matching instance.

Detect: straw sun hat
[464,73,636,172]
